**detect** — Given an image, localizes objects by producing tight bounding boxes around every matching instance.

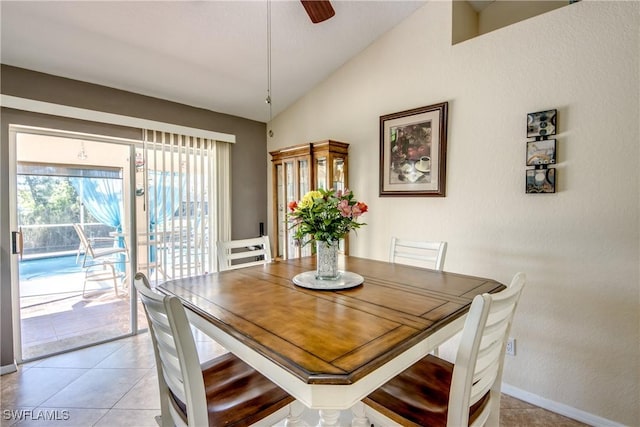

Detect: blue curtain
[148,171,185,230]
[69,177,126,270]
[147,171,186,261]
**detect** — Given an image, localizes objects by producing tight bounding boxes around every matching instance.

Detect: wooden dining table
[157,255,505,425]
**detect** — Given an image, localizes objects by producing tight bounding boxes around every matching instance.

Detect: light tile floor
[2,332,588,427]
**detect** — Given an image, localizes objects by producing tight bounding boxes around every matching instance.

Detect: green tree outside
[17,176,104,254]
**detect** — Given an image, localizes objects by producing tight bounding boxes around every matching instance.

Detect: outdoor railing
[19,222,115,258]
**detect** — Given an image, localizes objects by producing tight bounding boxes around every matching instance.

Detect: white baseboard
[1,361,17,375]
[501,383,625,427]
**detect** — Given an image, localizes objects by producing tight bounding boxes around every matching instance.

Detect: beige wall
[267,1,639,425]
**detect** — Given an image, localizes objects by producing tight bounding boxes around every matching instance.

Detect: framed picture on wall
[527,109,557,138]
[526,168,556,193]
[379,102,448,197]
[526,139,556,166]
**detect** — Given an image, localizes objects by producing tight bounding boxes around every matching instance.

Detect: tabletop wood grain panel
[158,256,505,385]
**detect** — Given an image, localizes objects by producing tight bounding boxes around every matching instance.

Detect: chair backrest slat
[389,237,447,271]
[134,273,209,427]
[447,272,526,427]
[217,236,272,271]
[73,223,97,259]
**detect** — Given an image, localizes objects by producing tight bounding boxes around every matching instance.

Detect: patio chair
[73,223,129,297]
[133,272,294,426]
[216,236,272,271]
[363,272,526,427]
[389,237,448,271]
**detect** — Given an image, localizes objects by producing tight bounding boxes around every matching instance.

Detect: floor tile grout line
[109,367,156,409]
[27,365,152,413]
[18,367,92,411]
[94,363,160,427]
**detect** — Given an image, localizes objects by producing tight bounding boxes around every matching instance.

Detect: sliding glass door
[10,127,138,362]
[9,126,224,362]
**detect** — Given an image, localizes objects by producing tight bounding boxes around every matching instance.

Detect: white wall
[267,1,639,425]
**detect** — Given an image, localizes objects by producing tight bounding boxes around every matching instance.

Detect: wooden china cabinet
[270,140,349,260]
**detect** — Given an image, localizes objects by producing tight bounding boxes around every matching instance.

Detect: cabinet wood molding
[270,140,349,260]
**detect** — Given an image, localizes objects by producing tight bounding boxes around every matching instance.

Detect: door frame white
[8,124,140,363]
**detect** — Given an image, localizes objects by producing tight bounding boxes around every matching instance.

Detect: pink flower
[337,199,351,217]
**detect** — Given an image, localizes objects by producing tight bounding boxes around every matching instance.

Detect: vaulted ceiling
[1,1,428,122]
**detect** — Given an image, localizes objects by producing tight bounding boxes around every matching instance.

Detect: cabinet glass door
[299,159,309,195]
[285,162,297,259]
[275,164,285,258]
[333,158,345,191]
[298,160,312,257]
[316,157,327,190]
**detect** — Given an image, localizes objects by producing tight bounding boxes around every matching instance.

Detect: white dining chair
[363,272,526,427]
[216,235,272,271]
[389,237,448,271]
[133,273,294,427]
[390,237,448,356]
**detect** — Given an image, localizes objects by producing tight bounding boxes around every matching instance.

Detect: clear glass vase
[316,240,340,280]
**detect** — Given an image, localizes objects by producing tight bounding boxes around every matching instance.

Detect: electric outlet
[506,337,516,356]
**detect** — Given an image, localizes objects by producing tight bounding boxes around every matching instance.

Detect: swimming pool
[19,254,83,280]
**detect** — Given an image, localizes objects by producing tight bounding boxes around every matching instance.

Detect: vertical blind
[138,130,230,280]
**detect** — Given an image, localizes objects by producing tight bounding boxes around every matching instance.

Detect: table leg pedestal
[317,409,340,426]
[350,402,369,427]
[285,401,308,427]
